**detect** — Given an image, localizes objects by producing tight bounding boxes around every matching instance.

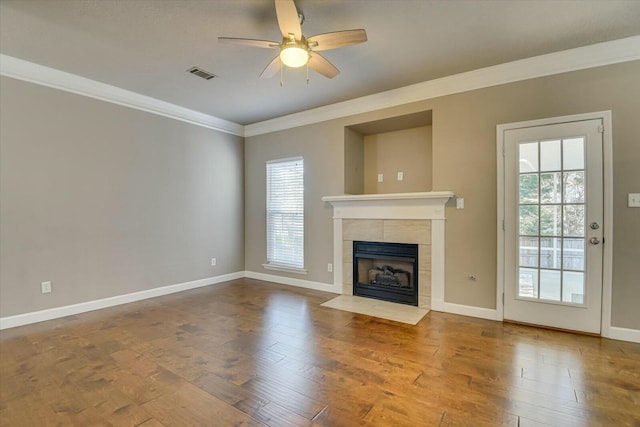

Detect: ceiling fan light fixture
[280,44,309,68]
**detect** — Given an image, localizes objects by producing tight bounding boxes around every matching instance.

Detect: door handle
[589,237,600,245]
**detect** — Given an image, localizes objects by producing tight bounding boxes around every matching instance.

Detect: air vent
[187,67,217,80]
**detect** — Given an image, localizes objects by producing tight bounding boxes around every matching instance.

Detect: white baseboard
[0,271,244,330]
[5,272,634,343]
[244,270,339,294]
[431,298,500,321]
[606,326,640,343]
[430,300,640,344]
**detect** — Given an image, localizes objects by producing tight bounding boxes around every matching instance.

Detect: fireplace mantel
[323,191,454,310]
[322,191,454,220]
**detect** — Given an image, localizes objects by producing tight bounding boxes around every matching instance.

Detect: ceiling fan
[219,0,367,80]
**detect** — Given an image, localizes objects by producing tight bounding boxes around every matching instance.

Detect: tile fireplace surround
[322,192,454,310]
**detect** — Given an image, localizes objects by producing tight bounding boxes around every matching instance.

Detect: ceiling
[2,0,640,126]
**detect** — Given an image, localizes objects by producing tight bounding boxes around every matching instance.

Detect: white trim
[3,270,632,340]
[266,156,303,164]
[496,111,614,337]
[322,192,454,221]
[262,263,307,275]
[0,54,244,137]
[607,326,640,344]
[244,271,339,294]
[496,133,506,321]
[3,37,638,138]
[245,36,640,136]
[599,112,615,340]
[322,191,455,202]
[430,220,446,309]
[431,301,500,321]
[0,271,245,330]
[332,218,344,294]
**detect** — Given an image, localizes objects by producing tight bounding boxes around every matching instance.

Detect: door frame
[497,111,613,337]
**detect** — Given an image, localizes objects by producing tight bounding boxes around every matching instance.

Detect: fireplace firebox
[353,241,418,306]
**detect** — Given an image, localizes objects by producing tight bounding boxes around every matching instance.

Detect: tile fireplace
[322,192,454,310]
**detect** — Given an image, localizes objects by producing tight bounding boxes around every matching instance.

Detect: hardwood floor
[1,278,639,426]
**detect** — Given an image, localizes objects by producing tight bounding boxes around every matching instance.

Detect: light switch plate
[629,193,640,207]
[377,173,383,182]
[397,172,404,181]
[456,198,464,209]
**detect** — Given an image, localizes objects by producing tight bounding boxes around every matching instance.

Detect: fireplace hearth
[353,241,418,306]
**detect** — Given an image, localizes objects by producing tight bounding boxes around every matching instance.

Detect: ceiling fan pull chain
[280,65,284,87]
[306,63,310,85]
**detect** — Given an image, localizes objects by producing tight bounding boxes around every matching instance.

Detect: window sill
[262,263,308,275]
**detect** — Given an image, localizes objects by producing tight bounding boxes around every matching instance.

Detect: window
[264,157,305,273]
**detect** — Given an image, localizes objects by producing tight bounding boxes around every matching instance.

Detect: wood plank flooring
[1,278,639,426]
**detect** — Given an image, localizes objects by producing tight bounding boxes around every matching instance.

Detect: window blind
[266,157,304,269]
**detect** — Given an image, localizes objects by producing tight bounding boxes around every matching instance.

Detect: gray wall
[2,61,638,330]
[245,122,342,285]
[245,60,640,330]
[363,126,432,194]
[343,127,364,195]
[0,77,245,317]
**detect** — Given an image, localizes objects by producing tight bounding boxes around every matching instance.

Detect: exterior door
[503,119,603,334]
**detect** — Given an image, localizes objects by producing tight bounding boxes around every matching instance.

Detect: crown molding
[244,35,640,137]
[3,36,639,139]
[0,54,244,137]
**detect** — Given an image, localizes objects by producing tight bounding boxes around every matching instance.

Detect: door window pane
[540,269,561,301]
[519,237,538,268]
[563,137,585,170]
[563,271,584,304]
[563,238,584,271]
[520,174,539,204]
[512,132,593,308]
[563,205,585,237]
[540,172,562,204]
[540,205,562,236]
[563,171,585,203]
[540,140,561,171]
[540,238,562,269]
[520,206,539,235]
[519,142,539,172]
[519,268,538,298]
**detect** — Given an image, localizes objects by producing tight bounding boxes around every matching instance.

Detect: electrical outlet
[211,258,217,266]
[327,263,333,273]
[41,281,52,294]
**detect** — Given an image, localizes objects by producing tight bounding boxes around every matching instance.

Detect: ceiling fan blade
[307,29,368,51]
[218,37,279,49]
[308,52,339,79]
[260,56,282,79]
[275,0,302,40]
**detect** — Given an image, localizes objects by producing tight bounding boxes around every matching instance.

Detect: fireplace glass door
[353,241,418,306]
